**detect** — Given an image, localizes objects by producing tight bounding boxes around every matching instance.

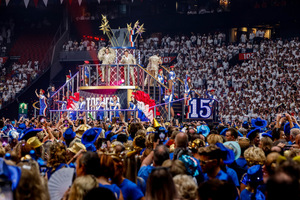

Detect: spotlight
[121,79,125,83]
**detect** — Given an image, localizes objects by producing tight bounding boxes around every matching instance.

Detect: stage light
[121,79,125,83]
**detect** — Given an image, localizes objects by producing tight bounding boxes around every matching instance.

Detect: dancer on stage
[168,65,176,92]
[164,89,174,120]
[97,47,116,83]
[184,71,193,105]
[120,50,136,85]
[158,69,165,95]
[35,89,47,116]
[110,95,121,118]
[129,95,137,119]
[206,89,217,107]
[83,61,90,86]
[92,96,106,121]
[144,52,162,86]
[78,96,86,117]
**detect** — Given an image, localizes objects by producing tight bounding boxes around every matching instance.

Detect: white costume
[120,53,136,85]
[144,55,162,85]
[97,47,116,83]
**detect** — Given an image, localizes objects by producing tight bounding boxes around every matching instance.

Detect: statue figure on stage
[144,52,162,86]
[120,50,136,85]
[97,47,116,83]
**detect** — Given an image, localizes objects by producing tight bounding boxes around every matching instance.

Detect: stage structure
[47,16,176,122]
[44,16,219,123]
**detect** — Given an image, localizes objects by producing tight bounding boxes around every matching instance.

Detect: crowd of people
[138,32,300,124]
[59,31,300,124]
[0,60,39,109]
[1,110,300,200]
[62,37,106,52]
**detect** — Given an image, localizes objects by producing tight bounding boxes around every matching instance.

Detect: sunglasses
[199,159,216,165]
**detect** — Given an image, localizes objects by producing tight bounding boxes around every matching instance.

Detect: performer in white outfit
[144,53,162,86]
[120,50,136,85]
[97,47,116,83]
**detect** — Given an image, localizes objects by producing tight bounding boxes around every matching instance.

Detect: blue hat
[18,123,26,130]
[246,128,261,140]
[251,118,267,129]
[284,122,300,135]
[179,155,199,177]
[262,130,273,139]
[246,165,263,183]
[197,125,210,137]
[0,158,21,191]
[18,128,43,141]
[4,153,11,160]
[63,128,76,140]
[242,121,249,129]
[220,128,228,136]
[215,142,235,165]
[223,141,241,160]
[85,143,97,152]
[81,128,102,145]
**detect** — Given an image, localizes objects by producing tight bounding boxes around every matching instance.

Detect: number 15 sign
[187,98,213,119]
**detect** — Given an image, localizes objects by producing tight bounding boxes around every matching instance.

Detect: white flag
[43,0,48,6]
[24,0,30,8]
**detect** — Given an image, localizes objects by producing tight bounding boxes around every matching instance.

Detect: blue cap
[4,153,11,160]
[247,165,263,183]
[242,121,249,129]
[0,158,21,191]
[246,128,261,139]
[63,128,76,140]
[197,125,210,137]
[251,118,267,129]
[262,130,273,139]
[81,128,102,145]
[215,142,235,165]
[18,128,43,141]
[18,123,26,130]
[223,141,241,160]
[85,143,97,152]
[220,128,228,136]
[284,122,300,135]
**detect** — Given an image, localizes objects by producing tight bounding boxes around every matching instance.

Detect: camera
[155,127,166,143]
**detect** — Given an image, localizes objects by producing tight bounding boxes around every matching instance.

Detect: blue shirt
[226,166,240,187]
[99,183,121,199]
[105,130,112,138]
[119,179,144,200]
[204,169,229,181]
[240,188,265,200]
[138,165,155,184]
